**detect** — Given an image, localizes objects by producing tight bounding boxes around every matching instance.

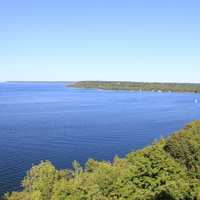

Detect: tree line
[71,81,200,93]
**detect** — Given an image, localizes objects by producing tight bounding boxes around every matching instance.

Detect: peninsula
[71,81,200,93]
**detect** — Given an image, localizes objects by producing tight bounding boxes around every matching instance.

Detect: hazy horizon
[2,80,200,84]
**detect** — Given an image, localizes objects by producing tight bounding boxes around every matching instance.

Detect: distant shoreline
[70,81,200,93]
[3,81,200,93]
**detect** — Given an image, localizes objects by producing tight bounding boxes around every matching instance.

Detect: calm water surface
[0,83,200,195]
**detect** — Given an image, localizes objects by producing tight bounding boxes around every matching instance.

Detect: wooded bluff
[4,121,200,200]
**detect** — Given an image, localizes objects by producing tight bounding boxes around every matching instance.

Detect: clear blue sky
[0,0,200,82]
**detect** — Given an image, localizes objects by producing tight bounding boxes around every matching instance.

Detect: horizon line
[2,80,200,84]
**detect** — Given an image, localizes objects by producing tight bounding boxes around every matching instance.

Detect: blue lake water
[0,83,200,196]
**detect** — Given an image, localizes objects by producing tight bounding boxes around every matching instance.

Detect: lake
[0,83,200,196]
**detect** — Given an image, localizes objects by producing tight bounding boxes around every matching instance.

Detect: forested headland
[4,121,200,200]
[71,81,200,93]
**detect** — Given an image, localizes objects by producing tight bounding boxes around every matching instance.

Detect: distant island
[71,81,200,93]
[5,121,200,199]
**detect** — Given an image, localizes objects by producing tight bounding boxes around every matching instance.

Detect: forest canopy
[4,121,200,200]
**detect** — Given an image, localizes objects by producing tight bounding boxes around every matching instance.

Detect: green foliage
[23,161,58,199]
[164,121,200,175]
[5,121,200,200]
[72,160,83,178]
[71,81,200,93]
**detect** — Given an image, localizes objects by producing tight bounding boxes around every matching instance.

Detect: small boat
[194,99,198,104]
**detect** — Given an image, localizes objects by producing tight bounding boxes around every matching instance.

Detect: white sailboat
[194,98,199,104]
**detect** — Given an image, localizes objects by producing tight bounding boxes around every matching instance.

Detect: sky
[0,0,200,83]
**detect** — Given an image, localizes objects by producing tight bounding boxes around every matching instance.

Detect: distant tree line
[71,81,200,93]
